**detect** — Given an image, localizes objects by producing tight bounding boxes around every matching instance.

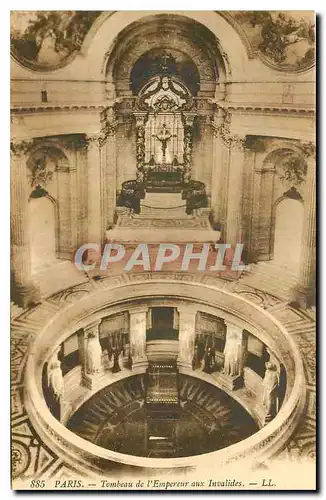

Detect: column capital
[85,132,102,146]
[129,306,149,315]
[177,304,197,317]
[183,112,196,128]
[134,111,148,127]
[300,141,316,159]
[10,138,34,158]
[224,321,244,336]
[84,320,101,335]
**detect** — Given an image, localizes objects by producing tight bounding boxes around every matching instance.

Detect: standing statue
[192,344,201,370]
[223,331,242,377]
[48,359,64,401]
[85,332,103,375]
[47,356,64,421]
[112,349,121,373]
[203,346,215,373]
[263,362,279,423]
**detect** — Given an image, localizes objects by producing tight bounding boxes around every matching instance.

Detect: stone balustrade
[23,273,306,476]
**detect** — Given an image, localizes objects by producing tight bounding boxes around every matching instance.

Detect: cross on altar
[153,124,177,162]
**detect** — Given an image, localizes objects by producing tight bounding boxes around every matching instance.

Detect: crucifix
[153,124,176,164]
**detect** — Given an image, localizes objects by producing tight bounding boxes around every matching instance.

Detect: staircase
[145,362,180,457]
[140,192,187,218]
[145,362,180,407]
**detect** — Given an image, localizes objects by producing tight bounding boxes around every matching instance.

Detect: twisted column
[134,112,147,184]
[183,113,196,184]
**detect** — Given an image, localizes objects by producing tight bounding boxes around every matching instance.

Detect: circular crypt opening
[66,372,259,458]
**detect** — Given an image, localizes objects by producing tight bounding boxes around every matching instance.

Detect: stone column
[220,322,246,390]
[86,135,102,244]
[69,137,88,248]
[81,320,103,389]
[296,147,316,308]
[56,160,72,259]
[10,140,39,307]
[129,307,148,368]
[226,136,246,246]
[177,306,197,368]
[210,125,225,227]
[100,107,118,232]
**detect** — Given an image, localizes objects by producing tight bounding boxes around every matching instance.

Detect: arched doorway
[273,198,304,273]
[29,196,56,273]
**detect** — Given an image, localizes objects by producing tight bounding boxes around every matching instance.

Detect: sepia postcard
[10,10,316,491]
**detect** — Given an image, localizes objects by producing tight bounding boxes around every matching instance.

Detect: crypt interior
[11,11,316,483]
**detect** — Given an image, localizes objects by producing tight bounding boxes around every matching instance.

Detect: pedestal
[218,372,244,391]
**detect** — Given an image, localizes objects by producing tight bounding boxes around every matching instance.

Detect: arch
[105,15,222,95]
[27,143,74,261]
[272,196,304,273]
[79,11,249,82]
[28,194,58,273]
[130,48,201,96]
[261,140,309,170]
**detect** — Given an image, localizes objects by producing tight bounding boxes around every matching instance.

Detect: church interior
[11,11,316,485]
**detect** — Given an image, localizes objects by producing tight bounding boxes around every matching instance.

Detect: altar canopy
[135,75,195,187]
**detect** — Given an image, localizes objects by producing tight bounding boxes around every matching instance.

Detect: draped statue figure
[223,330,243,377]
[85,332,103,374]
[203,346,215,373]
[48,359,64,400]
[47,355,64,420]
[263,362,279,423]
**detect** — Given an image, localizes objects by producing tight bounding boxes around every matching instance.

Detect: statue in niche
[47,355,64,420]
[85,331,102,375]
[192,344,201,370]
[203,346,215,373]
[48,358,64,401]
[112,349,121,373]
[223,331,243,377]
[262,362,279,423]
[126,344,133,370]
[106,335,113,362]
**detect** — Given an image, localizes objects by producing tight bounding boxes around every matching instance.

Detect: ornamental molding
[136,76,194,113]
[11,101,315,117]
[211,110,245,148]
[208,99,315,116]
